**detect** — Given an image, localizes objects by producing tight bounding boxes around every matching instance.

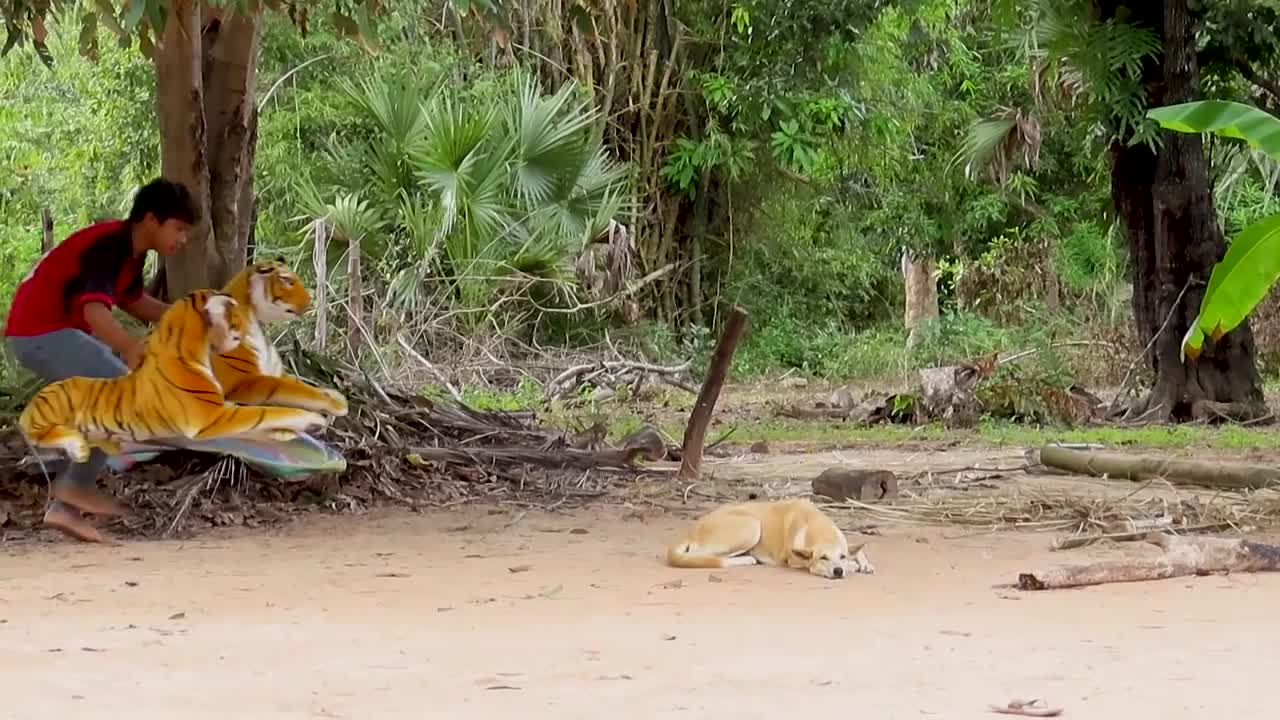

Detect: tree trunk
[40,207,54,252]
[152,3,260,300]
[1102,0,1265,421]
[154,0,212,298]
[902,250,939,350]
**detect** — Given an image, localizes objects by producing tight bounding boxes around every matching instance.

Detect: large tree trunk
[151,2,260,300]
[1102,0,1265,422]
[203,5,261,287]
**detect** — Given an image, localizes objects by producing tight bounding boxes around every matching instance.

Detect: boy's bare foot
[43,505,108,544]
[53,485,128,517]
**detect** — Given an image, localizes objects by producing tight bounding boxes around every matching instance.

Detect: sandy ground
[4,448,1280,719]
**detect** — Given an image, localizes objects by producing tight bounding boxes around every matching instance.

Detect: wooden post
[346,231,363,357]
[40,208,54,252]
[312,220,329,351]
[678,306,749,481]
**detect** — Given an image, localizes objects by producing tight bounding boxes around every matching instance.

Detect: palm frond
[509,79,599,208]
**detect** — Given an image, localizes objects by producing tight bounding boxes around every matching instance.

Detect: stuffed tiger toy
[18,289,331,463]
[211,258,349,417]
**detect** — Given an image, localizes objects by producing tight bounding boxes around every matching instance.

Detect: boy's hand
[123,342,146,370]
[82,302,146,370]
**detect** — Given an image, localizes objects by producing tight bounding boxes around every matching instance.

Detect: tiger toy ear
[203,293,237,326]
[274,255,287,264]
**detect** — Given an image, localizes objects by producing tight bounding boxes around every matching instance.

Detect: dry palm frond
[952,108,1043,184]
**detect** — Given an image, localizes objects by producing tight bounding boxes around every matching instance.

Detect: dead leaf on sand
[989,698,1063,717]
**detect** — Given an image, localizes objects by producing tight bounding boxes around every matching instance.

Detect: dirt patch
[3,497,1279,719]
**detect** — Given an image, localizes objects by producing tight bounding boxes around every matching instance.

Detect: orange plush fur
[18,290,331,462]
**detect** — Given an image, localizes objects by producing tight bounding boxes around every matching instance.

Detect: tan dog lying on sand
[665,498,874,579]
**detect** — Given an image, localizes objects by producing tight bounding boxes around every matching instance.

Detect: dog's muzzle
[832,566,845,578]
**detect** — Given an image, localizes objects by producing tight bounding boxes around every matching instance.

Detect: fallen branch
[406,445,666,471]
[1018,533,1280,590]
[1036,444,1280,490]
[1050,521,1235,550]
[679,307,749,481]
[997,340,1123,366]
[544,357,695,401]
[397,334,464,403]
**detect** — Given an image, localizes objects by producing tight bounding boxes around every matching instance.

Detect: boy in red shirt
[5,178,197,543]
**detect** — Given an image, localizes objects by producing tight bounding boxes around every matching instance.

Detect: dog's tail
[665,542,730,569]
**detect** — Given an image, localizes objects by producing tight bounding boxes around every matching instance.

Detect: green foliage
[295,65,629,329]
[5,0,1280,398]
[2,0,387,67]
[991,0,1162,146]
[0,16,155,319]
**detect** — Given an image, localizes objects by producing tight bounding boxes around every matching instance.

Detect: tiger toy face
[209,258,348,419]
[247,258,311,323]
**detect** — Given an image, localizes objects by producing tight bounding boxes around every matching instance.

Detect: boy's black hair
[127,178,199,226]
[61,177,195,313]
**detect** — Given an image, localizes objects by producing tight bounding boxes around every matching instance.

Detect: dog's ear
[791,548,812,560]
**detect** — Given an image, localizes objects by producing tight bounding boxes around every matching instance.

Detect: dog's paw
[851,549,876,575]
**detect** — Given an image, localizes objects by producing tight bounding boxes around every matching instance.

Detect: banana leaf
[1178,213,1280,360]
[1147,101,1280,359]
[1147,100,1280,162]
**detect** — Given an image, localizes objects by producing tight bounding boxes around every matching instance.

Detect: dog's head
[792,538,858,579]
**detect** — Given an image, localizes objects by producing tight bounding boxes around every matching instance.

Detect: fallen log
[1036,444,1280,490]
[1017,533,1280,591]
[679,307,749,481]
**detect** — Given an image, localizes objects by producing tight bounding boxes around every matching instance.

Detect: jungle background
[2,0,1280,447]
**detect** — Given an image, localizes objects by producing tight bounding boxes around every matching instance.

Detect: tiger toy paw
[63,438,91,464]
[93,439,125,456]
[297,411,330,433]
[321,389,349,417]
[267,429,300,443]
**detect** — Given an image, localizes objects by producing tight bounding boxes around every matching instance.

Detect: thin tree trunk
[347,234,363,356]
[154,0,213,298]
[902,250,939,350]
[313,220,329,351]
[40,208,54,252]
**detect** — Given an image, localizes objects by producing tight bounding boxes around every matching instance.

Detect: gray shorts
[7,328,128,501]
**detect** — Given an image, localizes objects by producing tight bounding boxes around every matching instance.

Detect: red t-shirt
[4,220,147,338]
